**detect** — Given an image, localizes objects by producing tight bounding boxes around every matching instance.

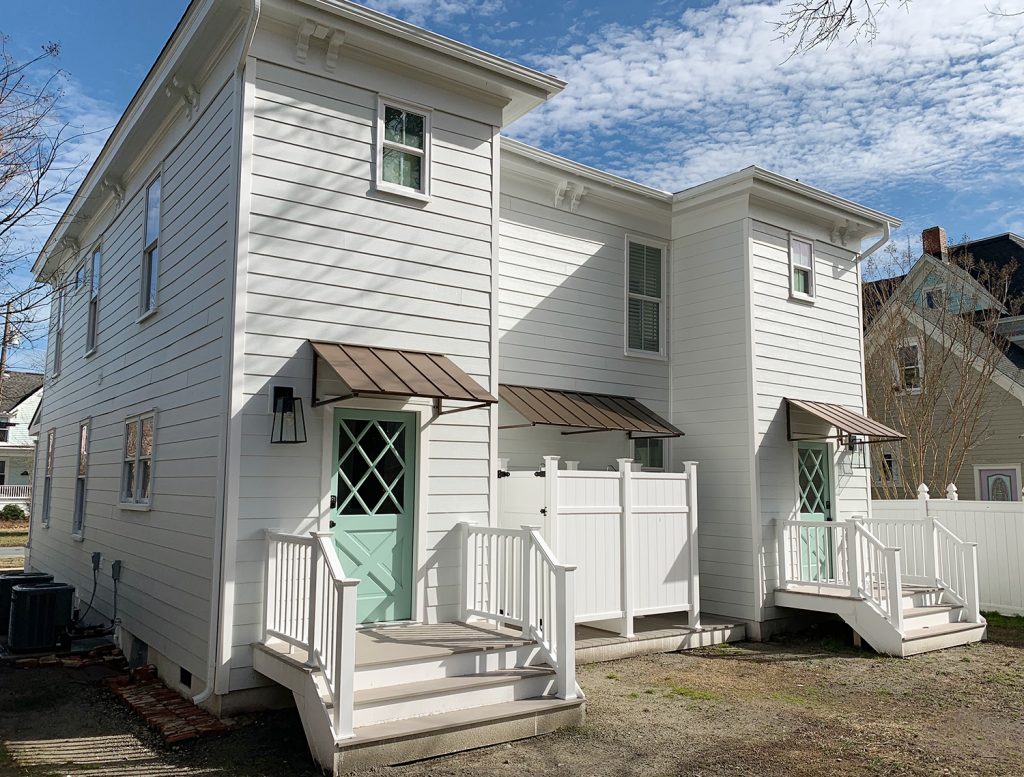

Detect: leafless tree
[0,36,80,404]
[773,0,911,55]
[863,242,1023,498]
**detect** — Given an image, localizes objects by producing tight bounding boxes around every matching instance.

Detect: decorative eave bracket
[296,19,345,71]
[831,220,852,247]
[101,176,126,211]
[165,74,200,121]
[553,180,587,213]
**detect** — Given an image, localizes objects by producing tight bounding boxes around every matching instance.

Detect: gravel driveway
[1,617,1022,777]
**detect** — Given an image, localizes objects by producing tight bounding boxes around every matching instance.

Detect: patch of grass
[0,532,27,548]
[605,672,619,680]
[627,692,640,699]
[666,683,720,701]
[0,556,23,570]
[983,611,1024,631]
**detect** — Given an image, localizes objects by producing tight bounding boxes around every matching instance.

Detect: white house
[0,371,42,509]
[25,0,986,773]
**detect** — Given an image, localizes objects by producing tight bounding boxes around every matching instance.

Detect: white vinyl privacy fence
[872,488,1024,615]
[497,456,700,636]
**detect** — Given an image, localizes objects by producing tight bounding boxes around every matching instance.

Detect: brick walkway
[106,666,229,744]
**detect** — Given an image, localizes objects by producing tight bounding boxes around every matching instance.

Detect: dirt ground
[1,617,1022,777]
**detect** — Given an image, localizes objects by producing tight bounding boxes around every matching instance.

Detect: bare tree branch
[774,0,911,56]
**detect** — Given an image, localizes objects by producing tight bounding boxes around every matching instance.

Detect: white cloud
[358,0,504,27]
[507,0,1024,205]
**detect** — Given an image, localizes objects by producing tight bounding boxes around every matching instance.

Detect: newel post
[888,547,905,634]
[683,461,701,629]
[965,543,981,623]
[306,533,322,666]
[543,456,560,554]
[617,458,635,638]
[458,521,476,623]
[556,561,578,700]
[924,514,939,587]
[264,532,276,643]
[845,520,860,598]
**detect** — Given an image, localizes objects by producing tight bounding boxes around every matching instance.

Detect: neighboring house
[865,227,1024,501]
[0,371,43,509]
[24,1,983,773]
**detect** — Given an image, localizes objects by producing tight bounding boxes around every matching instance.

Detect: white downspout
[857,221,891,265]
[193,0,260,706]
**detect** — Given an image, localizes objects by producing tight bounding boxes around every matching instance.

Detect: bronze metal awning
[499,384,683,438]
[785,398,904,444]
[311,341,496,415]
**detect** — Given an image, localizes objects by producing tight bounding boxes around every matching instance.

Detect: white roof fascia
[33,0,233,281]
[673,166,901,240]
[279,0,565,124]
[501,138,672,204]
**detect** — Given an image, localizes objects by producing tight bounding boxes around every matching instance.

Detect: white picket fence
[872,486,1024,615]
[497,456,699,637]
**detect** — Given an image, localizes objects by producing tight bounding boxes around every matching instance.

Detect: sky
[2,0,1023,367]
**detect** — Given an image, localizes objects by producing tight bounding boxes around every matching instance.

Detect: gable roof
[0,372,44,413]
[950,233,1024,299]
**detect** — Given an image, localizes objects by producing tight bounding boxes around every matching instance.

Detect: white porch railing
[460,523,577,700]
[776,515,983,632]
[264,530,359,739]
[0,484,31,501]
[775,518,904,633]
[496,456,699,637]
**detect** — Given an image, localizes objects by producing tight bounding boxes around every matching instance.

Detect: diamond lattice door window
[797,442,834,581]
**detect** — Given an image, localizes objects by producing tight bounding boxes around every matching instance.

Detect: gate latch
[540,508,548,516]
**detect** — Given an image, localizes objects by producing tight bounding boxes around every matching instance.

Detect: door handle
[330,495,337,509]
[329,520,336,529]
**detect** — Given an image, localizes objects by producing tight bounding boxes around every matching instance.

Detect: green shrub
[1,504,27,522]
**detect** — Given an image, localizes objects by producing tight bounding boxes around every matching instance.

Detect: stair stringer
[773,590,904,655]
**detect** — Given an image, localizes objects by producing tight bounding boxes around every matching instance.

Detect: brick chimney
[922,226,948,261]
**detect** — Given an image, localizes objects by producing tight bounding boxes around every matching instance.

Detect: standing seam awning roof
[786,398,905,443]
[499,384,683,437]
[311,341,496,406]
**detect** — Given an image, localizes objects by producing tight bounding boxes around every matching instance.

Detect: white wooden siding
[228,56,500,690]
[749,218,871,619]
[668,214,757,621]
[497,170,671,469]
[28,74,237,682]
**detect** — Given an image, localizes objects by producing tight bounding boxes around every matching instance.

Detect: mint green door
[331,409,416,623]
[797,442,833,581]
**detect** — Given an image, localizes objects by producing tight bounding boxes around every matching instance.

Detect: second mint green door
[331,408,416,623]
[797,442,834,581]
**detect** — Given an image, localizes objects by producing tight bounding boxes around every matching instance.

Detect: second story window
[41,429,55,527]
[0,414,9,443]
[626,239,665,355]
[141,176,161,315]
[52,285,65,376]
[897,341,923,393]
[121,412,155,507]
[376,99,431,198]
[86,246,101,353]
[789,235,815,301]
[73,419,90,537]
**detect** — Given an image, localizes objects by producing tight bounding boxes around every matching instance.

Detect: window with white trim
[789,235,815,300]
[896,341,923,392]
[376,99,431,197]
[121,412,155,506]
[72,419,90,536]
[141,176,161,314]
[52,285,65,376]
[41,429,54,527]
[875,451,901,486]
[86,245,101,353]
[633,437,665,470]
[0,414,10,443]
[626,240,664,354]
[74,263,85,290]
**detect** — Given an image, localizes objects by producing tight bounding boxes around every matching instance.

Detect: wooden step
[334,695,585,773]
[901,621,986,656]
[902,604,963,628]
[351,667,556,726]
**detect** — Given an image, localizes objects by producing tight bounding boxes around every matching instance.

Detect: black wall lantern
[271,386,307,444]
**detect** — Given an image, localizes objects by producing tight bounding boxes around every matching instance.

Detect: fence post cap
[917,483,930,500]
[945,483,959,500]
